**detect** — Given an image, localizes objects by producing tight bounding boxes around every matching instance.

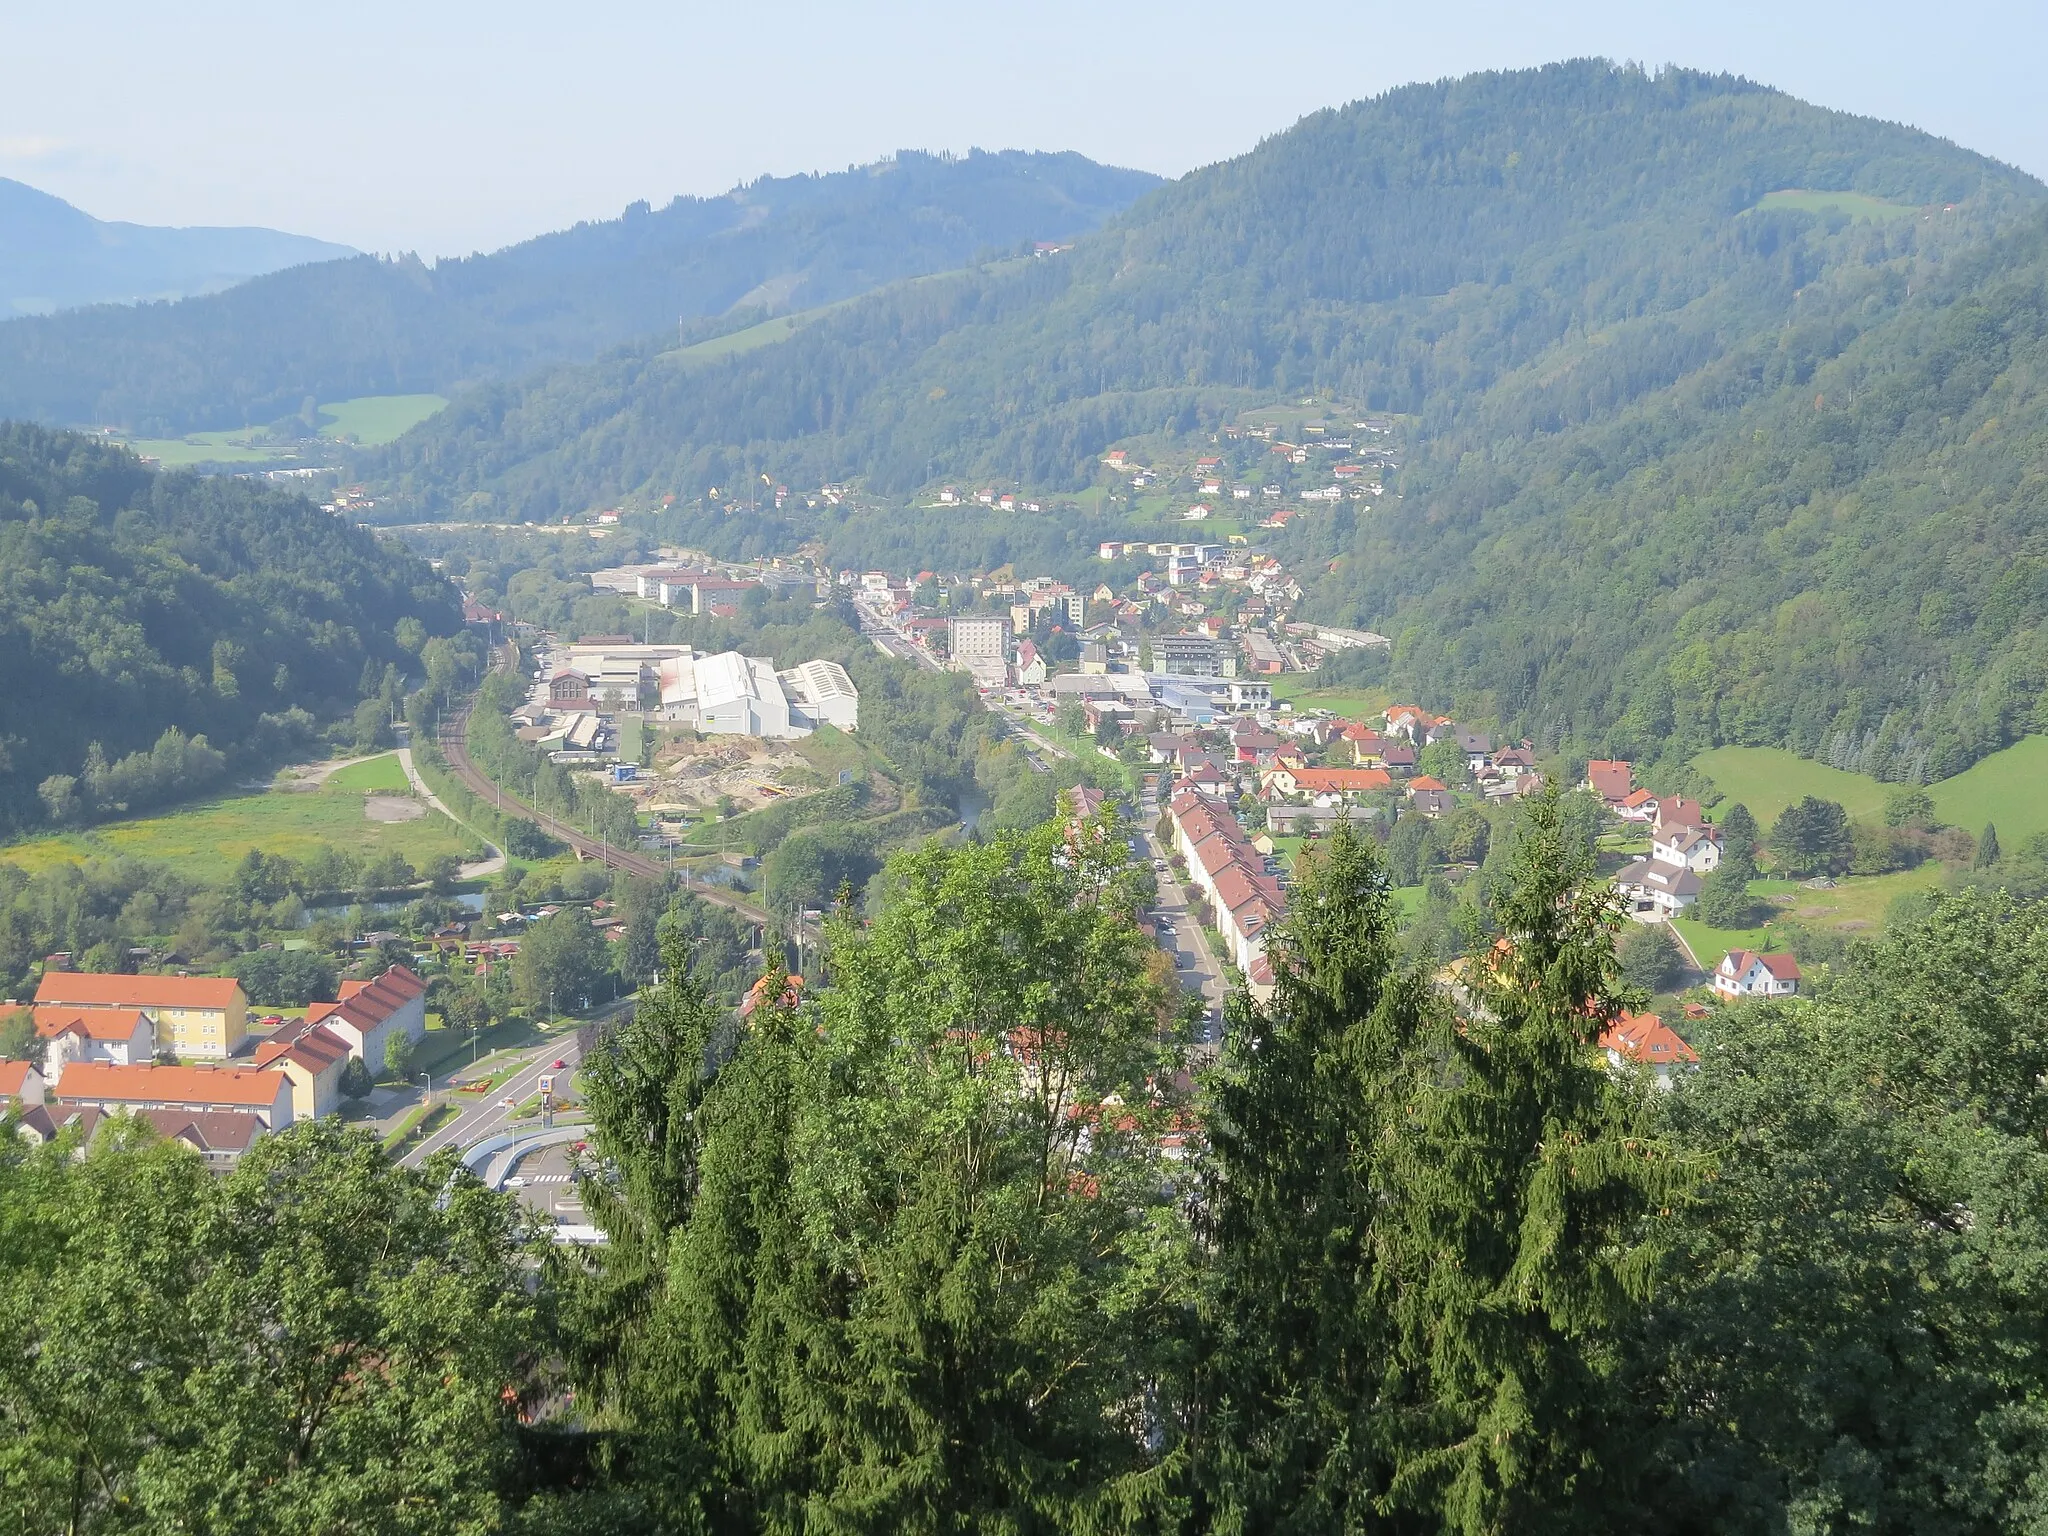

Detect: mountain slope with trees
[363,61,2048,779]
[0,424,458,833]
[0,151,1158,435]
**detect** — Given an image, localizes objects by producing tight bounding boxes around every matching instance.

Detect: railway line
[435,688,770,927]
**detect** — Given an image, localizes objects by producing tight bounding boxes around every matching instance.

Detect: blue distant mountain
[0,178,355,317]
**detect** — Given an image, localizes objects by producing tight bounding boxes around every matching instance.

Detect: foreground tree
[571,811,1198,1532]
[0,1120,542,1535]
[1203,792,1682,1533]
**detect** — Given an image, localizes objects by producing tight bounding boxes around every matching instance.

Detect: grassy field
[1692,738,2046,843]
[1669,865,1947,972]
[1752,189,1917,220]
[122,429,295,467]
[0,756,466,882]
[317,394,448,445]
[1690,746,1891,827]
[1269,674,1390,720]
[324,753,412,793]
[1928,735,2048,845]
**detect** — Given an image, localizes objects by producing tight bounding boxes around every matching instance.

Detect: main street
[401,1015,600,1169]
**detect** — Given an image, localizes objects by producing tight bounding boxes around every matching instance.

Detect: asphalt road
[1135,787,1228,1041]
[402,1024,591,1169]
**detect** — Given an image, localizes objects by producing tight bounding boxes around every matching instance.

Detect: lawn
[1669,865,1947,973]
[1689,746,1890,827]
[0,762,467,883]
[317,394,448,445]
[324,753,411,793]
[1269,674,1389,720]
[1692,737,2046,843]
[1751,189,1917,220]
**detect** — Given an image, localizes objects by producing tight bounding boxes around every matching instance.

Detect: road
[1134,783,1228,1042]
[402,1024,590,1168]
[396,730,505,877]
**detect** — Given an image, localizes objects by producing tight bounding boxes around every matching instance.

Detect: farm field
[121,428,294,467]
[0,753,467,882]
[317,393,448,445]
[1691,737,2046,843]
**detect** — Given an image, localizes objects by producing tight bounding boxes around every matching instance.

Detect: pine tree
[1977,822,2001,868]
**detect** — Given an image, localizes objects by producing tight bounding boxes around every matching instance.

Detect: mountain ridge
[0,177,354,318]
[0,150,1160,435]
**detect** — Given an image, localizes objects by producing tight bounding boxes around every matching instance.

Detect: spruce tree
[1977,822,2001,868]
[1371,787,1683,1532]
[1201,819,1423,1529]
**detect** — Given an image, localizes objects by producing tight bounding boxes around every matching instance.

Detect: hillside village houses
[34,972,248,1058]
[1612,797,1722,921]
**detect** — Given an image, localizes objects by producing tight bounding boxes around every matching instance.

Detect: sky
[3,0,2043,258]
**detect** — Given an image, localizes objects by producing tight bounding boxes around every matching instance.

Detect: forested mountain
[0,151,1158,435]
[0,177,352,319]
[365,61,2048,779]
[0,425,457,833]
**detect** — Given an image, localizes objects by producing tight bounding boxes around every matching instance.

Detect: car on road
[552,1059,566,1070]
[504,1176,525,1189]
[499,1096,518,1109]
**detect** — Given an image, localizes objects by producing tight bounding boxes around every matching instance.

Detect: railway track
[436,687,770,927]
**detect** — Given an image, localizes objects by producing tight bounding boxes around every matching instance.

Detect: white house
[1612,855,1704,922]
[302,965,429,1069]
[1652,825,1722,874]
[1597,1011,1699,1088]
[35,1006,156,1088]
[1713,950,1802,999]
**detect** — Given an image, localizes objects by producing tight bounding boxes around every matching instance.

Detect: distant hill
[362,61,2048,781]
[0,178,354,319]
[0,151,1159,436]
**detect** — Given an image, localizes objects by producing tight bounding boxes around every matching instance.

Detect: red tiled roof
[34,1006,151,1041]
[1598,1010,1698,1066]
[252,1024,351,1074]
[1722,950,1802,983]
[1408,775,1447,793]
[1292,767,1392,793]
[35,972,242,1010]
[0,1061,37,1098]
[57,1062,290,1111]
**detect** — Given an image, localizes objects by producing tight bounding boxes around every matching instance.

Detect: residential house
[1266,804,1378,836]
[36,1006,156,1087]
[1585,759,1634,804]
[1714,950,1802,999]
[1598,1011,1698,1088]
[1379,742,1417,774]
[1612,832,1706,920]
[1170,791,1287,984]
[1453,729,1494,774]
[299,965,429,1069]
[1263,766,1393,803]
[0,1059,47,1108]
[133,1108,268,1171]
[253,1024,352,1121]
[1079,641,1110,675]
[1383,706,1451,744]
[1652,796,1710,834]
[1492,745,1536,778]
[1653,825,1722,874]
[1015,640,1048,687]
[57,1062,295,1129]
[1408,788,1455,818]
[34,973,248,1060]
[1614,787,1658,822]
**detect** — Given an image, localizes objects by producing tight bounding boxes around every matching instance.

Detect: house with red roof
[253,1024,353,1120]
[57,1062,294,1129]
[1585,759,1634,804]
[0,1059,47,1108]
[34,972,247,1059]
[296,965,428,1071]
[34,1005,156,1087]
[1713,951,1802,999]
[1598,1011,1698,1087]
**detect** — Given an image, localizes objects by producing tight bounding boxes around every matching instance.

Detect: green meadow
[0,753,466,883]
[1691,737,2047,843]
[1752,189,1918,220]
[317,393,449,445]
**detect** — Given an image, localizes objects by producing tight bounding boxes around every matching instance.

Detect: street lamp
[417,1071,432,1107]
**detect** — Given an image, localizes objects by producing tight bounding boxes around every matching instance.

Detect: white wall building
[781,659,861,733]
[949,615,1010,684]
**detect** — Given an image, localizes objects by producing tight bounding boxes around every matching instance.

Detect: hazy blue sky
[3,0,2041,256]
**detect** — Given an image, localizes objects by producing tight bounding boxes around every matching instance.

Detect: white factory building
[654,650,859,738]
